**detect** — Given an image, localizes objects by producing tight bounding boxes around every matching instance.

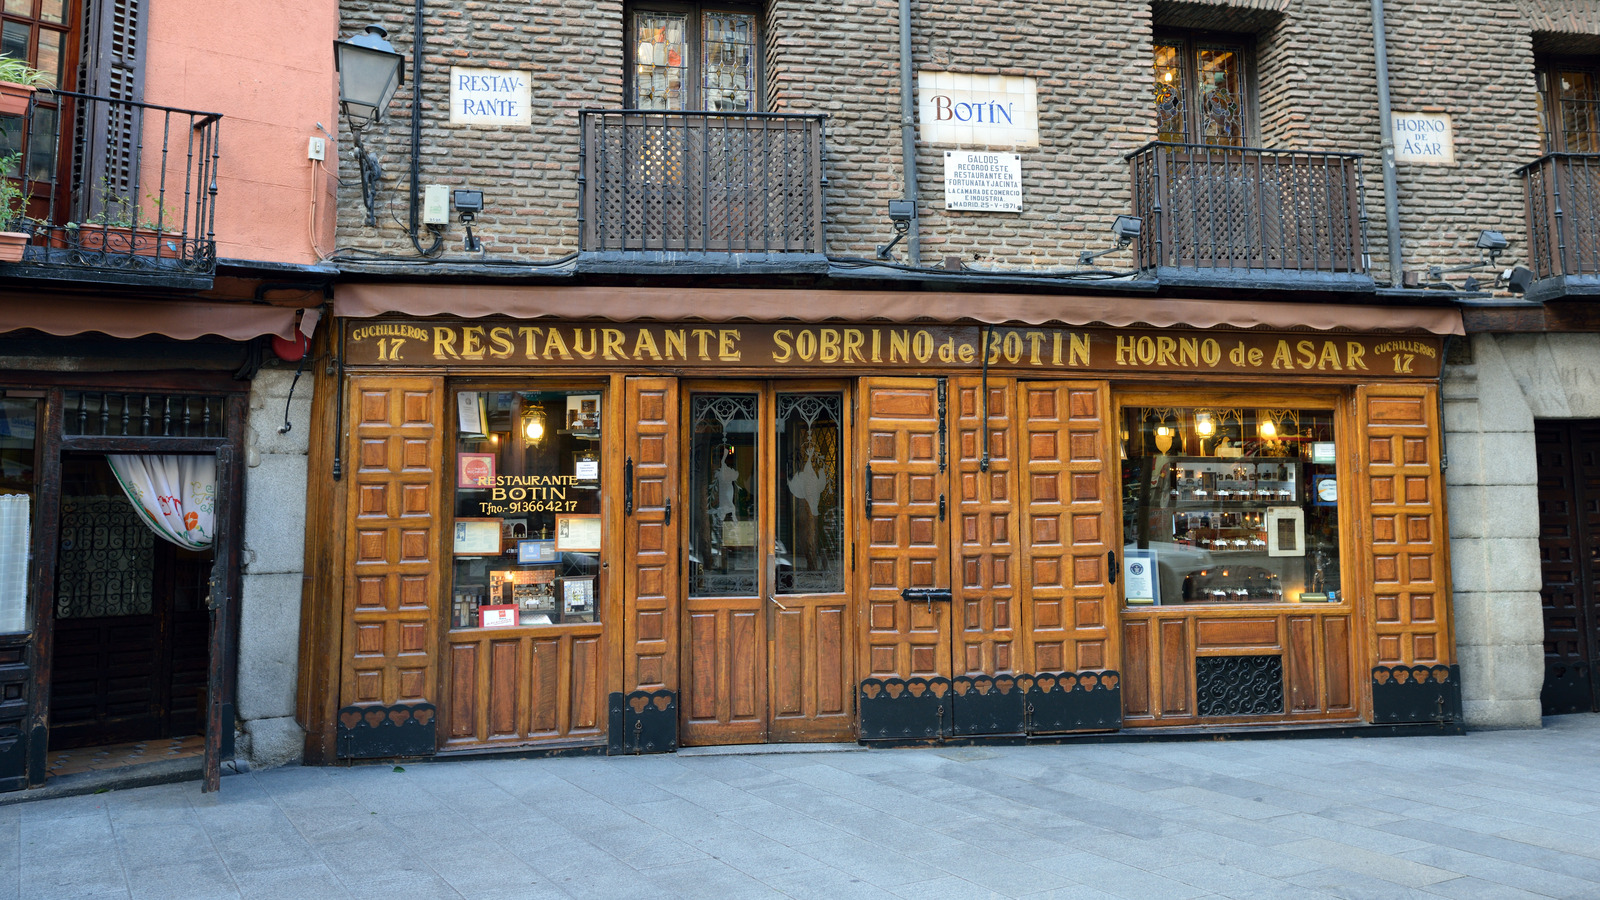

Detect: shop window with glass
[450,389,604,630]
[1152,32,1252,146]
[628,4,758,112]
[0,394,36,633]
[1121,406,1340,607]
[1536,62,1600,153]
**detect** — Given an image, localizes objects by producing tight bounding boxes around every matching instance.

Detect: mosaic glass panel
[690,393,758,597]
[632,11,688,110]
[776,394,842,595]
[701,12,756,113]
[1152,41,1187,144]
[1196,45,1245,147]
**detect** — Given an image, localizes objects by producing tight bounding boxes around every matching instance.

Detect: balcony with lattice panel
[1518,153,1600,303]
[578,111,827,273]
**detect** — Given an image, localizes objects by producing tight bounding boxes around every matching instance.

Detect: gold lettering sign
[344,321,1443,378]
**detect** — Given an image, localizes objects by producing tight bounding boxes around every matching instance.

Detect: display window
[449,387,604,629]
[1120,404,1341,607]
[0,394,36,634]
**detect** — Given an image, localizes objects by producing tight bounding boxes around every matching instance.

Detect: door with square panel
[679,382,854,744]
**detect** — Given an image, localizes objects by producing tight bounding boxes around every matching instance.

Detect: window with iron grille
[1536,61,1600,153]
[626,3,759,112]
[1152,30,1253,147]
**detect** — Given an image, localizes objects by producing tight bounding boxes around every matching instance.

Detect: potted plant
[0,56,45,117]
[61,176,176,257]
[0,150,30,262]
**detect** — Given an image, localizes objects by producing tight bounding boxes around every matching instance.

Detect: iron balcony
[1517,152,1600,303]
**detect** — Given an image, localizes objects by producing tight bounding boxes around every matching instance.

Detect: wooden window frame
[1536,57,1600,154]
[624,1,763,113]
[1152,28,1257,147]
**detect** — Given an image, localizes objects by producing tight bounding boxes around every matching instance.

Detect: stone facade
[236,366,314,767]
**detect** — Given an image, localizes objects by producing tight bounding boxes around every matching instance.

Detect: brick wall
[330,0,1598,282]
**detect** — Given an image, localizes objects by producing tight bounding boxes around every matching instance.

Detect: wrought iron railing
[1518,153,1600,280]
[579,110,826,254]
[1127,142,1368,277]
[7,90,220,280]
[64,391,228,438]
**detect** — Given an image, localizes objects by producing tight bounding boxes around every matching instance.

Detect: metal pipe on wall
[1371,0,1403,286]
[898,0,920,266]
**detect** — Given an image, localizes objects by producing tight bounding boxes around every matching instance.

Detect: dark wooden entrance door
[679,382,854,745]
[1535,420,1600,715]
[48,456,210,749]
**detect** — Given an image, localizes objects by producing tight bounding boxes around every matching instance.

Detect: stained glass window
[629,6,758,112]
[1152,33,1251,147]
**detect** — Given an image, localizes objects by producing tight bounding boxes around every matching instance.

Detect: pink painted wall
[142,0,340,265]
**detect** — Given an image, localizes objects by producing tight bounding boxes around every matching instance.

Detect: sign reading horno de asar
[1392,112,1454,165]
[346,321,1443,378]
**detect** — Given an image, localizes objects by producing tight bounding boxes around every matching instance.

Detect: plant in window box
[61,178,179,257]
[0,151,34,263]
[0,56,44,118]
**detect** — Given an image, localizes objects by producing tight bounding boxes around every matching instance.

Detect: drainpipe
[898,0,920,266]
[1371,0,1403,286]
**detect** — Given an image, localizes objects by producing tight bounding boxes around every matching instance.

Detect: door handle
[865,464,874,519]
[769,595,789,611]
[663,497,672,526]
[624,457,634,515]
[1108,550,1117,584]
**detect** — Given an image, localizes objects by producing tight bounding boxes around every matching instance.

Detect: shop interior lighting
[523,407,547,444]
[1195,411,1216,436]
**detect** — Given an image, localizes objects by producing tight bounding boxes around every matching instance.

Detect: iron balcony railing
[6,89,220,282]
[1518,153,1600,280]
[579,110,826,254]
[1127,142,1369,278]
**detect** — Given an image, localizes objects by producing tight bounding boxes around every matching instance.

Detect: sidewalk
[4,715,1600,900]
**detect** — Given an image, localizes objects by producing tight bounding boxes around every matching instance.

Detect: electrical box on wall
[423,185,450,225]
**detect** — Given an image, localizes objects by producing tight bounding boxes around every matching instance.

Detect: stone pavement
[5,716,1600,900]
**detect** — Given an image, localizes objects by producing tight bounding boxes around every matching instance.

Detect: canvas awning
[333,284,1465,335]
[0,295,302,341]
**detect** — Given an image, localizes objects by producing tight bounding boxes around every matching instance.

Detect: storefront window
[775,393,843,594]
[450,389,603,629]
[689,393,759,597]
[0,396,35,633]
[1121,406,1340,606]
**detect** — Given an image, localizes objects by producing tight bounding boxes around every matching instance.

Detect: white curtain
[106,454,216,550]
[0,494,28,632]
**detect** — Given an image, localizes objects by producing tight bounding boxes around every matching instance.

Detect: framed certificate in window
[453,518,503,556]
[555,514,602,552]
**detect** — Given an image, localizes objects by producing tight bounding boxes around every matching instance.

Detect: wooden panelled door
[863,377,1119,685]
[679,382,854,744]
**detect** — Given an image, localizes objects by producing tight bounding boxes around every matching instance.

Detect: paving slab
[3,714,1600,899]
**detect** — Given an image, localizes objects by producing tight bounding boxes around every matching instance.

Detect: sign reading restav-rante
[345,321,1444,378]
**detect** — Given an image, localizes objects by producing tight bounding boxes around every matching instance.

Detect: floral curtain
[106,454,216,550]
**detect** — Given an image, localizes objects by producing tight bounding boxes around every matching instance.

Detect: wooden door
[1535,420,1600,714]
[859,378,951,680]
[950,376,1020,678]
[339,377,443,725]
[623,377,679,695]
[681,385,768,744]
[678,382,855,744]
[768,387,853,741]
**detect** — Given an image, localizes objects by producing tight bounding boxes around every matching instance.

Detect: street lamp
[335,25,405,129]
[335,25,406,226]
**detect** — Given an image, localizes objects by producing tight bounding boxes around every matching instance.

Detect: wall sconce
[335,25,407,226]
[1429,229,1509,290]
[1194,411,1216,437]
[1079,215,1143,266]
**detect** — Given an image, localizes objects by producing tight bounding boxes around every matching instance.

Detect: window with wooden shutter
[72,0,143,221]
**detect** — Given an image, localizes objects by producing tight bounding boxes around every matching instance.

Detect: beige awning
[333,283,1465,335]
[0,295,301,341]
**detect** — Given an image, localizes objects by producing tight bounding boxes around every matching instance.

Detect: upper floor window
[0,0,74,184]
[1536,62,1600,153]
[1152,31,1252,147]
[627,4,758,112]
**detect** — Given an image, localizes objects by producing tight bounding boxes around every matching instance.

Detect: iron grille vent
[1196,654,1284,717]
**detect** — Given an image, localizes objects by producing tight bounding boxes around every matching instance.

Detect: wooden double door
[859,376,1120,693]
[678,381,856,744]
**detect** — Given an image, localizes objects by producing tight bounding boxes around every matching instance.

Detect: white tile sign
[918,72,1038,148]
[449,67,532,126]
[1392,112,1454,165]
[943,151,1022,212]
